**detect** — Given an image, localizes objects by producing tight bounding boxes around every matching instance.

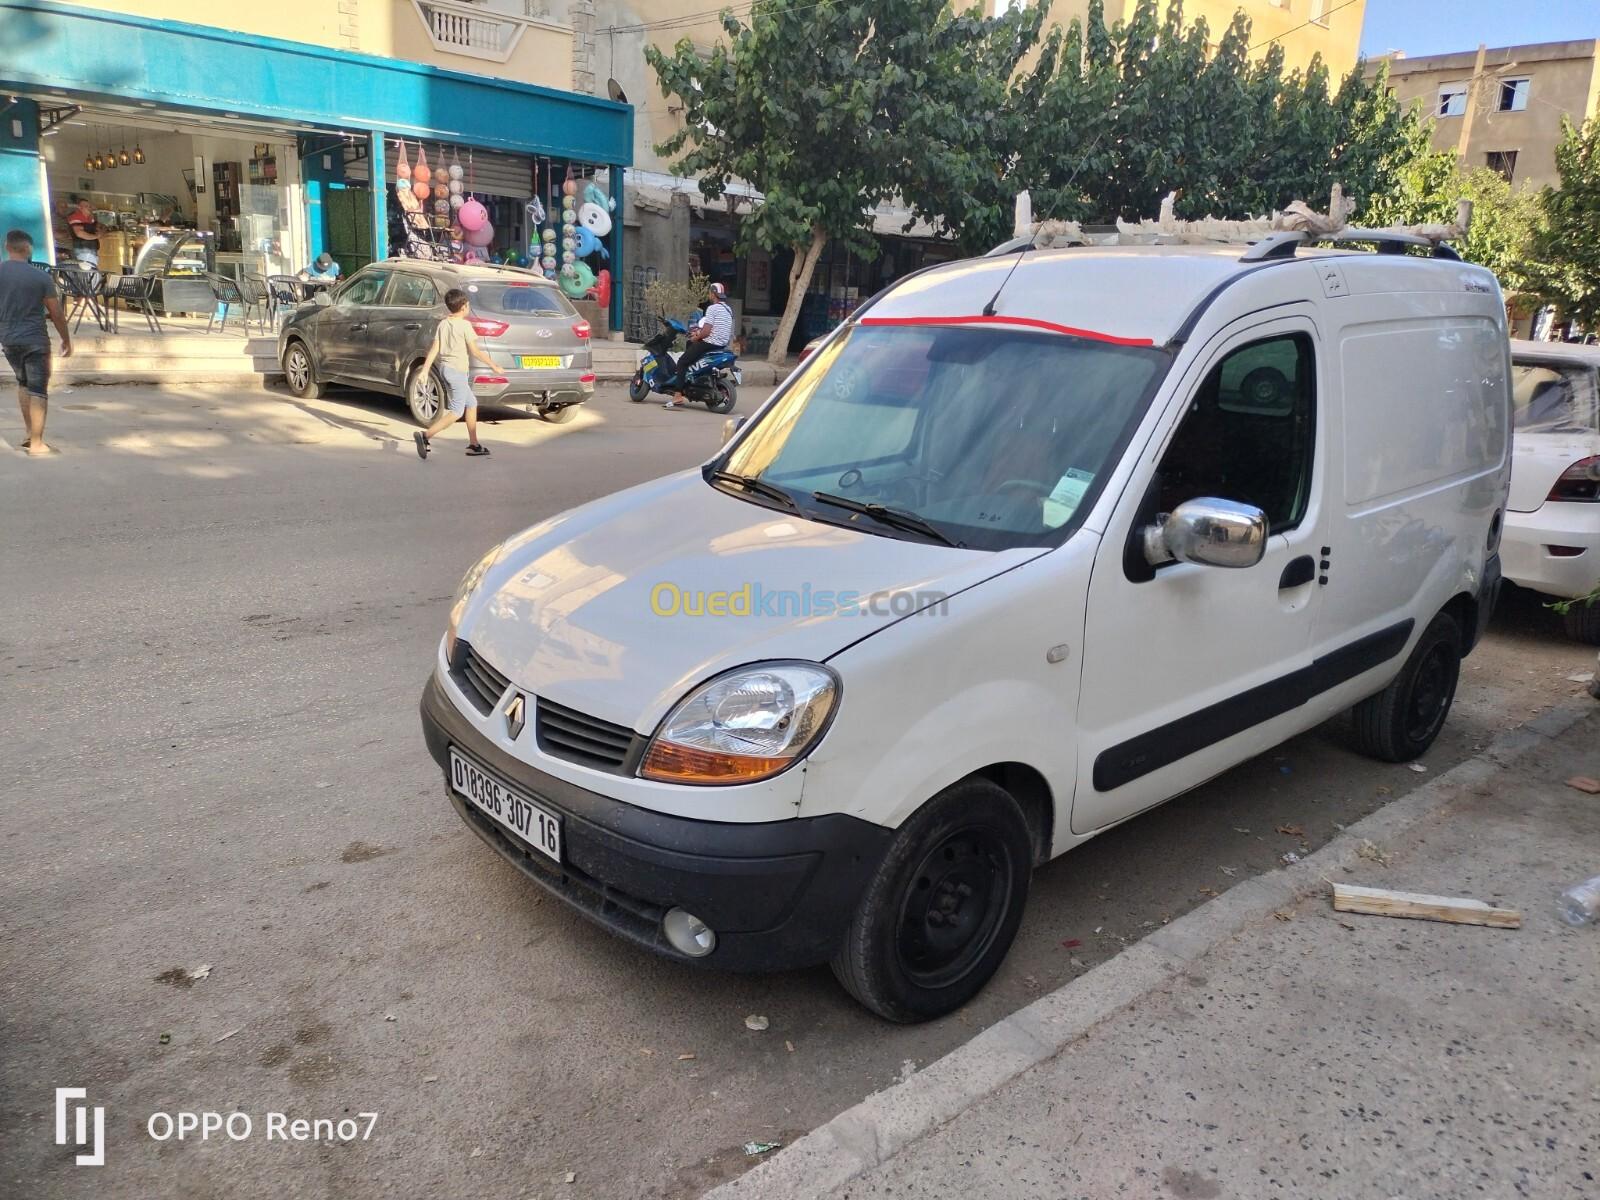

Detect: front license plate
[518,355,562,369]
[450,750,561,863]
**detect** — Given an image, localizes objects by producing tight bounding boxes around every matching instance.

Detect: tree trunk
[767,226,828,366]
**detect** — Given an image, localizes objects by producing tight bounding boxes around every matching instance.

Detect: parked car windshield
[468,280,575,317]
[1511,360,1600,434]
[719,324,1169,551]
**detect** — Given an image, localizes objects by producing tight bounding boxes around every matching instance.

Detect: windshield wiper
[709,469,798,510]
[811,492,965,548]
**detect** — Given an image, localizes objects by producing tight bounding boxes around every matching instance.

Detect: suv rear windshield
[718,323,1170,551]
[1511,360,1600,434]
[467,281,575,317]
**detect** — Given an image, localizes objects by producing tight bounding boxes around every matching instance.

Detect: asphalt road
[2,381,1594,1200]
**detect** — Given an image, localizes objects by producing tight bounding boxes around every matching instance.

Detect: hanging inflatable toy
[448,177,463,196]
[558,260,596,299]
[578,182,615,238]
[573,226,608,261]
[465,221,496,248]
[395,141,412,182]
[591,268,612,308]
[448,150,464,182]
[525,196,547,228]
[458,197,488,232]
[434,166,449,187]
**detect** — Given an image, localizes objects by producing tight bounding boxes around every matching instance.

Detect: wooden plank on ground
[1331,883,1522,929]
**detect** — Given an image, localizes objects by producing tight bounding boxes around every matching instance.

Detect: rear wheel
[406,364,444,426]
[628,373,651,403]
[281,340,325,399]
[540,404,578,424]
[1562,599,1600,645]
[707,380,736,414]
[1351,612,1462,762]
[831,778,1032,1022]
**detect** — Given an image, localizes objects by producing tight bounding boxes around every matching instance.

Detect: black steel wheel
[832,778,1032,1022]
[1351,612,1462,762]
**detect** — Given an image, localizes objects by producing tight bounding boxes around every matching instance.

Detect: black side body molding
[1093,618,1414,792]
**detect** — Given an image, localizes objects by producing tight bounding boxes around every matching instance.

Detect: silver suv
[278,261,595,424]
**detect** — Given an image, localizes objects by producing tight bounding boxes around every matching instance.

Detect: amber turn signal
[640,741,792,784]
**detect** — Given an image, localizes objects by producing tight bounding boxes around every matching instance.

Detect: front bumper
[420,673,891,971]
[1502,503,1600,599]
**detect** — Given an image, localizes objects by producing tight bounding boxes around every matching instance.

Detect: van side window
[1157,333,1315,533]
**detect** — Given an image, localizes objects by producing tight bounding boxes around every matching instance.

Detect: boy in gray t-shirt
[0,228,73,456]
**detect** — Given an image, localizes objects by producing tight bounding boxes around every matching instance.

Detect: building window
[1485,150,1518,182]
[1496,77,1530,112]
[1438,85,1468,117]
[1309,0,1327,23]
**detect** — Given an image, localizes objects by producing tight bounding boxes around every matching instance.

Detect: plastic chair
[107,274,163,334]
[54,266,109,332]
[206,272,251,335]
[237,274,272,336]
[266,274,307,324]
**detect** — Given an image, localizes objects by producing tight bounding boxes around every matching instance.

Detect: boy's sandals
[413,431,430,459]
[465,443,490,457]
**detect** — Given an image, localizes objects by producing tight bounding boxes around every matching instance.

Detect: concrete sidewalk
[714,706,1600,1200]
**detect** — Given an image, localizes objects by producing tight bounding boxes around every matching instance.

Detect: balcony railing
[409,0,540,63]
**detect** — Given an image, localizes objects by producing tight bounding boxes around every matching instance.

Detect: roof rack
[1241,228,1464,263]
[996,188,1472,263]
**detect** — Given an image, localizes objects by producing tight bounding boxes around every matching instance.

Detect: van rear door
[1073,311,1329,834]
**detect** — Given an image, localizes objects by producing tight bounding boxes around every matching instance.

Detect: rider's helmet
[708,282,727,301]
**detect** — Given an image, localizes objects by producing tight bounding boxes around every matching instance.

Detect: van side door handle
[348,322,367,333]
[403,321,423,330]
[1278,555,1315,590]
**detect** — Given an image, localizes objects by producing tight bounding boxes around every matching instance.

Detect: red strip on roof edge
[858,314,1155,347]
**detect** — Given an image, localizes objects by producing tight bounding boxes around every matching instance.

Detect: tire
[1350,612,1462,762]
[1562,599,1600,645]
[831,778,1033,1023]
[707,380,736,414]
[540,404,578,424]
[406,363,444,426]
[628,373,651,403]
[281,340,325,399]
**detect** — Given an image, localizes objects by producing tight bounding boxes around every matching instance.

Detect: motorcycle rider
[665,281,733,409]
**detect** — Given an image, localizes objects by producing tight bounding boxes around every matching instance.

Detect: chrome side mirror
[1142,497,1268,569]
[721,415,747,446]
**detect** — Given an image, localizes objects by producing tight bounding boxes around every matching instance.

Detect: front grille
[536,697,636,772]
[450,642,510,715]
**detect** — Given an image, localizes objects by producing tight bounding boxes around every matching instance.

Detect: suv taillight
[572,321,591,339]
[1548,455,1600,503]
[468,317,509,338]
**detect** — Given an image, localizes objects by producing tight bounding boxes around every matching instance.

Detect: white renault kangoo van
[422,230,1511,1020]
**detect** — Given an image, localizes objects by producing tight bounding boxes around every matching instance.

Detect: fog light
[663,908,717,957]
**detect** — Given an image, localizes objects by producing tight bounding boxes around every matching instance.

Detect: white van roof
[867,245,1493,349]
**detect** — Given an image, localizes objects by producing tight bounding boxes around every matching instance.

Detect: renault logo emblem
[505,694,527,739]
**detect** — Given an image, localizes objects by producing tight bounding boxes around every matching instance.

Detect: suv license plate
[518,355,562,369]
[450,750,561,863]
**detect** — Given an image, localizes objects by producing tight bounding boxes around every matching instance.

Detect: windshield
[719,324,1169,551]
[1512,361,1600,434]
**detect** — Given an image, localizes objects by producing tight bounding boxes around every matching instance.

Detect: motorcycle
[628,315,741,413]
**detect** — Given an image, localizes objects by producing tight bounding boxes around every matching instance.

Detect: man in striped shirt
[665,281,734,408]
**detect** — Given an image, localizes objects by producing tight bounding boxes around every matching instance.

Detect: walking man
[1,229,73,456]
[665,281,733,409]
[413,287,496,459]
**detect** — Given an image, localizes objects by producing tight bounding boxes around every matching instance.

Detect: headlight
[445,542,504,659]
[640,662,839,785]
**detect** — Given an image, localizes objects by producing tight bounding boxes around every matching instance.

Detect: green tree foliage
[1527,117,1600,330]
[647,0,1045,364]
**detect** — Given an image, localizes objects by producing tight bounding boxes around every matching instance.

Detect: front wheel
[540,404,578,424]
[406,364,444,426]
[831,778,1032,1022]
[628,373,651,403]
[707,380,736,414]
[281,340,325,399]
[1350,612,1462,762]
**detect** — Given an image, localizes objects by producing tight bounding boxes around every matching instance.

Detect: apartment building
[1369,40,1600,190]
[0,0,630,327]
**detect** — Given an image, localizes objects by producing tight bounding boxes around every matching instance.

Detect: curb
[705,704,1597,1200]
